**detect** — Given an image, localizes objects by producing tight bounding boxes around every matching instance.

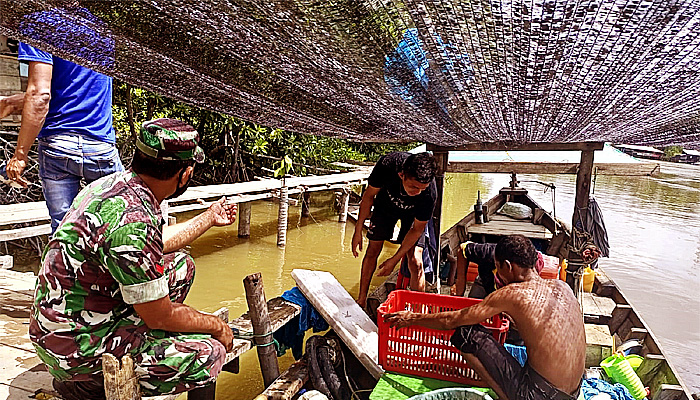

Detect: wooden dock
[0,168,370,243]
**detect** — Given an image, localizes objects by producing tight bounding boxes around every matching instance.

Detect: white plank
[291,269,384,379]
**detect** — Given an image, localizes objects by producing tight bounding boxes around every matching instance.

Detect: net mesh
[1,0,698,148]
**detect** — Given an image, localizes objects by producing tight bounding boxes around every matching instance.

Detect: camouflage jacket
[30,170,166,379]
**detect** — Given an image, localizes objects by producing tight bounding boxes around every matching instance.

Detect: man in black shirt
[454,242,497,298]
[352,152,438,308]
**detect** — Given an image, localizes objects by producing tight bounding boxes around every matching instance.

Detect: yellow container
[582,267,595,292]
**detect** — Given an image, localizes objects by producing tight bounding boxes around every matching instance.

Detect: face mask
[165,169,191,200]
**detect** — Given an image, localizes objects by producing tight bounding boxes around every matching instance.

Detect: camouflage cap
[136,118,205,163]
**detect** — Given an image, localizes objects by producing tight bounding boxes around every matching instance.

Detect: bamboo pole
[244,273,280,387]
[103,354,140,400]
[239,202,252,238]
[277,180,288,247]
[338,187,350,223]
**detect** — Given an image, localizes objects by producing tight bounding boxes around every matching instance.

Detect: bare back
[495,277,585,393]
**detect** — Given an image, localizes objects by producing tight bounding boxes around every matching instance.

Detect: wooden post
[301,189,311,218]
[238,202,252,238]
[573,150,595,230]
[430,149,449,282]
[232,128,241,183]
[277,180,288,247]
[102,354,140,400]
[243,273,280,387]
[338,187,350,223]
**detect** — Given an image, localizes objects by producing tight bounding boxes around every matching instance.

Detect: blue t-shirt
[18,43,114,143]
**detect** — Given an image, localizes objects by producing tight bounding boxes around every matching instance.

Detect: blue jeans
[38,134,124,233]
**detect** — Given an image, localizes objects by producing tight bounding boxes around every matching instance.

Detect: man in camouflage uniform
[30,118,236,399]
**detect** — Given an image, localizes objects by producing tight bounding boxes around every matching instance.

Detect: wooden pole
[431,150,449,284]
[301,189,311,218]
[568,150,595,294]
[238,202,252,238]
[103,354,140,400]
[338,187,350,223]
[243,273,280,387]
[232,128,241,183]
[277,180,288,247]
[573,150,595,230]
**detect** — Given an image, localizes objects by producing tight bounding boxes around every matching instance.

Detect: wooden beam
[446,162,659,176]
[573,150,595,230]
[432,151,448,273]
[291,269,383,379]
[254,357,309,400]
[428,142,605,152]
[0,224,51,242]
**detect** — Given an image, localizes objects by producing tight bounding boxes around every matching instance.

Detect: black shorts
[367,211,426,247]
[450,325,580,400]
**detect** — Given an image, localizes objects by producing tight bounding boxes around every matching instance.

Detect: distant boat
[613,144,665,161]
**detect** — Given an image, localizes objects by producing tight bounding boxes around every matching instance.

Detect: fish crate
[377,290,509,386]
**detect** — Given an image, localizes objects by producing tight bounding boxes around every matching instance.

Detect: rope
[232,329,280,350]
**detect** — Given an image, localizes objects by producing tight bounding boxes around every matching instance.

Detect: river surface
[181,161,700,398]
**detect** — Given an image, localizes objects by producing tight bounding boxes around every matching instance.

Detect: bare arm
[376,218,427,276]
[351,185,381,257]
[133,296,233,351]
[385,288,507,330]
[162,197,236,253]
[7,62,52,186]
[0,92,25,118]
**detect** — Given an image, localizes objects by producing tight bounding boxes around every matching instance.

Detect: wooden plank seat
[467,214,553,240]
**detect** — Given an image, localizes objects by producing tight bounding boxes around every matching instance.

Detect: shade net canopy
[1,0,699,148]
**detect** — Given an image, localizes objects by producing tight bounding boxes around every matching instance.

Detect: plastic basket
[377,290,510,386]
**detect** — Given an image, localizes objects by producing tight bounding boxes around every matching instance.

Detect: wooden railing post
[238,202,252,238]
[244,273,280,387]
[301,189,311,218]
[338,187,350,223]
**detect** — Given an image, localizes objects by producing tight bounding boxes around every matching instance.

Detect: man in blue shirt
[5,42,123,232]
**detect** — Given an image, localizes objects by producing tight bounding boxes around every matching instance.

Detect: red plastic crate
[377,290,509,386]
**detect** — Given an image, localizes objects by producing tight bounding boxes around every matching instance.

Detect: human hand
[384,310,414,329]
[6,156,29,188]
[356,296,367,309]
[212,318,234,352]
[207,197,237,227]
[351,229,363,257]
[376,256,400,276]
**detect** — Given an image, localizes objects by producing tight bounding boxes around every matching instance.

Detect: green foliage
[274,155,294,178]
[112,81,417,183]
[663,145,683,160]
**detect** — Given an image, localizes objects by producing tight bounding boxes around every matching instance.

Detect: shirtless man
[385,235,585,400]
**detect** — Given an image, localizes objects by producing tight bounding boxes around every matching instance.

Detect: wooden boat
[340,176,694,400]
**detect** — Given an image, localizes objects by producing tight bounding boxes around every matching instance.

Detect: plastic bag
[497,202,533,220]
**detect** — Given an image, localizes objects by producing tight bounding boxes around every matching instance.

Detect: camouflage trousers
[132,251,225,396]
[46,252,225,396]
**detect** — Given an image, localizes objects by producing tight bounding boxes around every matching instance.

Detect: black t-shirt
[367,152,437,221]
